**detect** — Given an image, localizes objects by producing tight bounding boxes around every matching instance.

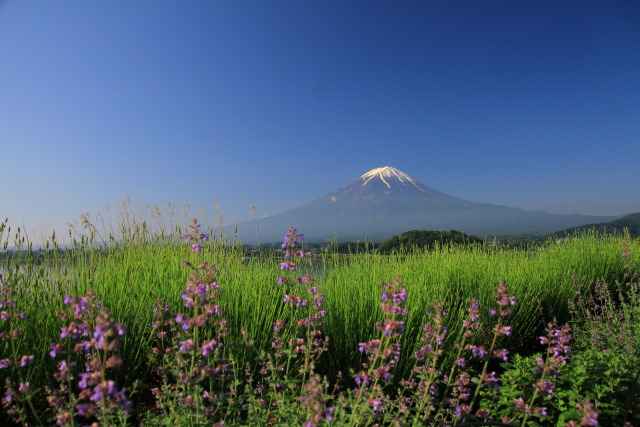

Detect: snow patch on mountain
[359,166,426,192]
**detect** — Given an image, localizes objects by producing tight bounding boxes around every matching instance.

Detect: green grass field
[1,217,638,425]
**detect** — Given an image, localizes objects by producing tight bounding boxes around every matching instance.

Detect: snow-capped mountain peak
[323,166,444,202]
[359,166,425,191]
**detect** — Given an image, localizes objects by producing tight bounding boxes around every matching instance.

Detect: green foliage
[378,229,483,253]
[2,213,640,425]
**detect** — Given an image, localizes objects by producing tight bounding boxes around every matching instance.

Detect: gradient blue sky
[2,1,639,242]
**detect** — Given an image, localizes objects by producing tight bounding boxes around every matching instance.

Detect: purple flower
[469,345,486,358]
[201,339,218,356]
[273,319,285,330]
[93,325,105,342]
[368,398,384,412]
[282,227,303,248]
[78,373,91,389]
[374,367,392,381]
[19,355,34,367]
[377,319,405,337]
[75,403,95,418]
[179,339,195,352]
[482,371,500,389]
[175,313,189,330]
[358,340,381,355]
[75,341,92,353]
[536,380,554,397]
[280,261,296,271]
[355,370,372,386]
[283,294,306,306]
[577,400,599,426]
[116,323,126,336]
[392,288,407,304]
[534,406,548,416]
[494,325,512,336]
[494,349,509,361]
[181,294,195,308]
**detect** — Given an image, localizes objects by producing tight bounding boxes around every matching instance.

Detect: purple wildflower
[78,372,91,389]
[493,325,512,336]
[179,339,195,352]
[273,319,286,331]
[354,371,372,386]
[75,403,96,418]
[468,345,486,358]
[19,355,34,367]
[201,339,218,356]
[493,348,509,361]
[577,400,599,426]
[282,227,303,249]
[116,323,126,336]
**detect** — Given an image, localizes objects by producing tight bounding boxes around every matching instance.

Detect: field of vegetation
[0,211,638,426]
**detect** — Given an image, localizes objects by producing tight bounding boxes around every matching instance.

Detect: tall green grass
[1,214,635,395]
[319,233,630,379]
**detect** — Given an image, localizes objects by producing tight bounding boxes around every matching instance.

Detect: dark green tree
[378,229,483,253]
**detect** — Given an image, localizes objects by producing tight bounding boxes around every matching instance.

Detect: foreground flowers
[2,220,636,425]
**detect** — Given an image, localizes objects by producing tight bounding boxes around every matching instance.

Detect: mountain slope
[229,167,620,244]
[550,212,640,238]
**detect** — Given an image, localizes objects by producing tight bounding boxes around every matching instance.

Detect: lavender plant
[561,235,639,425]
[148,219,233,426]
[248,226,332,425]
[0,274,42,426]
[47,290,131,426]
[343,276,407,426]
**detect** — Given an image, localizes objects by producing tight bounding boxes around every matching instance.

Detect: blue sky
[2,1,639,243]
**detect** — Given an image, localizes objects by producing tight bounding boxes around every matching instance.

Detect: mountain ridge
[549,212,640,238]
[229,167,621,244]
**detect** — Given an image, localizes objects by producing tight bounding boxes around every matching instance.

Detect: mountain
[229,167,621,244]
[549,212,640,238]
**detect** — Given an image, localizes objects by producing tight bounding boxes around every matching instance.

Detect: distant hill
[229,167,620,244]
[550,212,640,238]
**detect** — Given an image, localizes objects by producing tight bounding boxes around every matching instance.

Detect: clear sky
[2,1,639,243]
